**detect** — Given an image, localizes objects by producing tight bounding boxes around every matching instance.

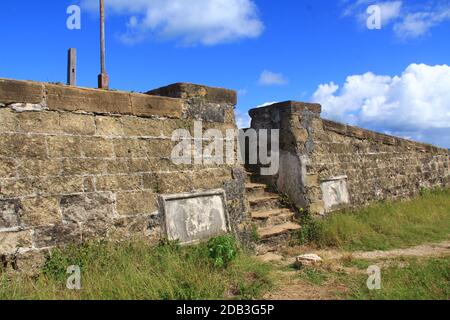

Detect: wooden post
[98,0,109,89]
[67,48,77,86]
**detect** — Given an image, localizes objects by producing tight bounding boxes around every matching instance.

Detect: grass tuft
[0,239,272,300]
[310,188,450,251]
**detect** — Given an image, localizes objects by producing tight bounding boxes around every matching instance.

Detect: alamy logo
[67,5,81,30]
[66,265,81,290]
[367,265,381,290]
[367,5,382,30]
[171,121,280,176]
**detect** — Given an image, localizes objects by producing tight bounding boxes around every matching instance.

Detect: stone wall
[249,101,450,216]
[0,78,249,271]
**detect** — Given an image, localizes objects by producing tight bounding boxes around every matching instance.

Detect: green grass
[344,257,450,300]
[307,188,450,251]
[0,240,272,300]
[297,268,330,285]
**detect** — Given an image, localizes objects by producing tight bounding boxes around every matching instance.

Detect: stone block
[34,176,84,195]
[45,84,132,115]
[153,172,193,193]
[121,116,164,137]
[104,159,129,174]
[59,112,96,135]
[128,158,154,173]
[62,158,105,175]
[346,126,368,140]
[0,134,47,159]
[47,136,82,157]
[0,108,19,132]
[12,249,48,274]
[32,222,81,248]
[20,197,61,227]
[110,214,161,243]
[163,119,194,137]
[80,137,114,158]
[95,175,142,191]
[0,199,21,229]
[113,139,147,158]
[0,230,32,254]
[249,101,321,118]
[130,93,183,118]
[0,79,44,105]
[95,116,124,136]
[0,178,34,198]
[322,120,347,134]
[144,139,174,158]
[17,111,61,134]
[18,159,62,177]
[191,168,232,190]
[0,158,17,178]
[61,193,115,223]
[116,191,158,215]
[147,82,237,105]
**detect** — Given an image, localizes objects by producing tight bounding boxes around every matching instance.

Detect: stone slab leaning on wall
[0,78,249,272]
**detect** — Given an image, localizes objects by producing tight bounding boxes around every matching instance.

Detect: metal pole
[67,48,77,86]
[98,0,109,89]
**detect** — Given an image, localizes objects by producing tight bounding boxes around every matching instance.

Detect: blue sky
[1,0,449,147]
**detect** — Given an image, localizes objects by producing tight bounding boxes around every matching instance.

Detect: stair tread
[245,183,267,189]
[251,208,293,219]
[248,194,279,203]
[258,222,301,239]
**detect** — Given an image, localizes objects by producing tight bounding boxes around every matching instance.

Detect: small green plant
[251,224,260,241]
[207,234,238,268]
[297,211,323,245]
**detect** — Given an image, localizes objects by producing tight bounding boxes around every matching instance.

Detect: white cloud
[343,0,450,39]
[258,70,288,86]
[81,0,264,45]
[312,63,450,148]
[393,7,450,39]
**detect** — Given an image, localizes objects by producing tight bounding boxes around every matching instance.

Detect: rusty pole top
[98,0,109,89]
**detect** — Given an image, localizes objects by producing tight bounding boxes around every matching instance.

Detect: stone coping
[322,119,449,154]
[249,101,322,117]
[147,82,237,106]
[0,78,186,118]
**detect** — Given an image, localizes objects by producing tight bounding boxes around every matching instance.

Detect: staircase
[245,169,302,254]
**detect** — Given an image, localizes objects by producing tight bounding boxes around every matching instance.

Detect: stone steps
[244,169,301,254]
[248,194,280,211]
[251,209,294,228]
[258,222,302,239]
[245,182,267,197]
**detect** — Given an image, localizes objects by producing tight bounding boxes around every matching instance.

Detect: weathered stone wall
[0,79,249,271]
[249,101,450,216]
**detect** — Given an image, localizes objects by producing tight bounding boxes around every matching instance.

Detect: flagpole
[98,0,109,89]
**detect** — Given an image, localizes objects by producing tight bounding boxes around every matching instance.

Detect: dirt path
[316,240,450,261]
[262,240,450,300]
[263,271,349,300]
[278,240,450,266]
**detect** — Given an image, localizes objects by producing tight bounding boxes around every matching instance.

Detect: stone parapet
[0,78,249,272]
[147,82,237,106]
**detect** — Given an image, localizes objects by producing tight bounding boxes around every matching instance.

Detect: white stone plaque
[321,176,350,212]
[159,189,230,245]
